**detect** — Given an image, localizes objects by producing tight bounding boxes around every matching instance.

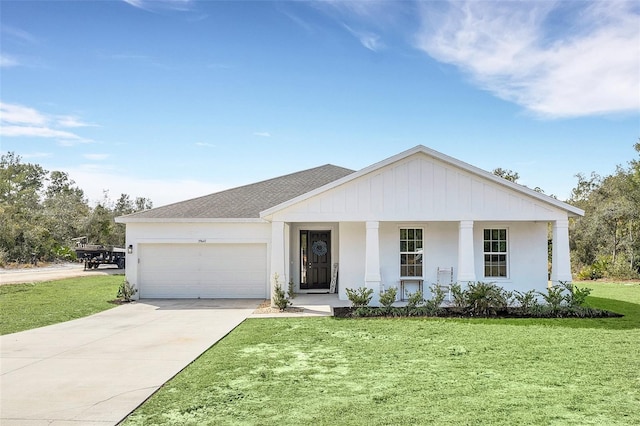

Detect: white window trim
[483,227,510,279]
[399,226,424,279]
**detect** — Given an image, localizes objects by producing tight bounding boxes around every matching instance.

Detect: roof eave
[115,217,268,224]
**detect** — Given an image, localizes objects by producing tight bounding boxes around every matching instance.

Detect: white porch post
[270,221,286,306]
[457,220,476,284]
[551,219,572,284]
[365,221,381,304]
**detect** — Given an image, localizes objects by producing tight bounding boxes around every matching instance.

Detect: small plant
[117,279,137,302]
[538,285,565,311]
[514,289,538,311]
[424,284,445,315]
[379,287,398,310]
[450,282,467,308]
[560,281,592,308]
[466,282,506,316]
[405,290,424,315]
[287,279,296,300]
[346,287,374,307]
[272,273,291,311]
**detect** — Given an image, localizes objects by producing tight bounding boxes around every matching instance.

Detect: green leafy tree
[492,168,520,183]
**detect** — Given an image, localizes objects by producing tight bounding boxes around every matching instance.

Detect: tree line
[0,152,152,266]
[2,145,639,279]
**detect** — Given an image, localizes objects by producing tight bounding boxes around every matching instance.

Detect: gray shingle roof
[121,164,355,220]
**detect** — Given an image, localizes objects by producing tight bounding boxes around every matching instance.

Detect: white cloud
[0,102,48,125]
[0,54,20,68]
[0,101,95,144]
[56,115,98,128]
[122,0,194,13]
[343,24,384,51]
[195,142,215,147]
[414,0,640,118]
[83,153,110,161]
[253,131,271,138]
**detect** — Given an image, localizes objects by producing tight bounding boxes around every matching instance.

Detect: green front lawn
[0,275,122,335]
[124,282,640,425]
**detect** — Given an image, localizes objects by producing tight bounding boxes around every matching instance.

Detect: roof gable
[117,164,355,222]
[261,145,584,221]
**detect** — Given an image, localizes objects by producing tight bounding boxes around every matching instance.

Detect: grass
[0,275,122,335]
[124,281,640,426]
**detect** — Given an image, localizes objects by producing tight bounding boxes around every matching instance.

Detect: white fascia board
[260,145,584,219]
[115,217,269,224]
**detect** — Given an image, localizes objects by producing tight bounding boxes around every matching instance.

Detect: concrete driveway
[0,299,260,426]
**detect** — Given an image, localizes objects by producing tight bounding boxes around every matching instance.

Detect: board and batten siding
[270,153,568,223]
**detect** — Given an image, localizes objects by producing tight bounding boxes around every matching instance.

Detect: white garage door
[138,243,267,298]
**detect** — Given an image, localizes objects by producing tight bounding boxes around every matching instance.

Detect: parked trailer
[72,237,126,270]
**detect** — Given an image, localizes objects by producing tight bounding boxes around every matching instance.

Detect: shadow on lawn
[468,297,640,331]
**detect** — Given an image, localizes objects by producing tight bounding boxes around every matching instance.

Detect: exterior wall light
[127,245,133,254]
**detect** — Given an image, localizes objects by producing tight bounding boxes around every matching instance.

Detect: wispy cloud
[1,25,38,44]
[0,102,95,145]
[123,0,194,13]
[0,54,20,68]
[414,0,640,118]
[253,131,271,138]
[343,24,384,52]
[83,153,110,161]
[195,142,215,147]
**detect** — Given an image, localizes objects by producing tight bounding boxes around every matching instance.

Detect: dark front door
[300,230,331,290]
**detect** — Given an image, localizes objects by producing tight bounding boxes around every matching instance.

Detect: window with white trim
[400,228,423,277]
[484,229,507,277]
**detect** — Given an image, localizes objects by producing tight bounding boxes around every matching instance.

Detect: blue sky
[1,0,638,207]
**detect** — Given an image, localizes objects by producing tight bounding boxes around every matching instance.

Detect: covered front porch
[269,219,572,306]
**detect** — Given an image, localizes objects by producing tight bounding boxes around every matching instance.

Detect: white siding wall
[125,222,271,296]
[338,222,365,300]
[271,153,568,223]
[337,220,549,302]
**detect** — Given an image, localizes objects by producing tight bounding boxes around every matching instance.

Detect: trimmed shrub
[346,287,374,307]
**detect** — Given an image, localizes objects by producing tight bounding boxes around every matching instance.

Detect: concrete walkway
[0,299,260,426]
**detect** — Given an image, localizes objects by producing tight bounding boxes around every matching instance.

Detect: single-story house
[116,145,584,304]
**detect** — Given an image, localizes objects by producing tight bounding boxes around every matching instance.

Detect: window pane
[499,242,507,252]
[416,229,423,240]
[400,229,407,239]
[408,241,415,252]
[492,242,499,252]
[408,229,414,239]
[499,229,506,240]
[400,241,407,252]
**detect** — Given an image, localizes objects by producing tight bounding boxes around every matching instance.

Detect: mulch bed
[333,306,623,319]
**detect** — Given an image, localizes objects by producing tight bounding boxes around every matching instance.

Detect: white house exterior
[116,145,584,304]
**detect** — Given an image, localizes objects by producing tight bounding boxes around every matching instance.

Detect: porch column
[457,220,476,283]
[550,219,572,283]
[270,221,286,306]
[365,221,381,303]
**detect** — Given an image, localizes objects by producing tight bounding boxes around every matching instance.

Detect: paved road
[0,263,122,285]
[0,299,260,425]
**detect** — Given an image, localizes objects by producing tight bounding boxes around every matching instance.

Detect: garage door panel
[139,243,267,298]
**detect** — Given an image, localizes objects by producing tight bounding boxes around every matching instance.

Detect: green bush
[514,289,538,311]
[117,279,137,302]
[538,285,565,311]
[560,281,592,308]
[466,282,509,316]
[272,273,291,310]
[424,284,445,315]
[346,287,374,307]
[378,287,397,310]
[450,282,466,308]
